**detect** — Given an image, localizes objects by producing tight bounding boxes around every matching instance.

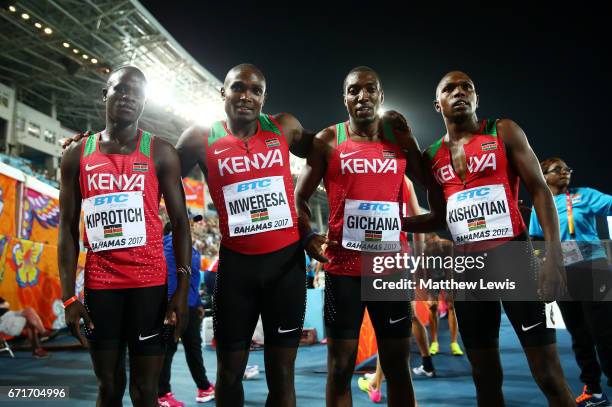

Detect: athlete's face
[103,70,146,125]
[434,72,478,120]
[221,69,266,123]
[344,71,384,125]
[544,160,572,189]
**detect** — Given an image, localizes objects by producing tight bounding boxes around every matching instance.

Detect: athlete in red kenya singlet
[324,121,407,276]
[427,119,526,249]
[205,114,299,254]
[80,129,166,289]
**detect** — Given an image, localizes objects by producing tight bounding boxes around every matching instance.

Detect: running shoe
[364,372,376,381]
[358,377,371,392]
[429,341,439,355]
[576,385,611,407]
[412,365,436,378]
[196,384,215,403]
[368,386,382,403]
[244,365,259,380]
[158,392,185,407]
[450,342,464,356]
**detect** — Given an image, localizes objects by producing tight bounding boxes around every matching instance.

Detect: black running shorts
[213,241,306,351]
[453,234,555,349]
[83,284,168,355]
[324,273,412,340]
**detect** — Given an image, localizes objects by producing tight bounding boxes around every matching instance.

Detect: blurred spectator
[0,297,49,358]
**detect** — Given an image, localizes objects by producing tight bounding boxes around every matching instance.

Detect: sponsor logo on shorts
[521,322,542,332]
[250,208,269,222]
[138,333,159,341]
[389,316,408,324]
[277,327,298,334]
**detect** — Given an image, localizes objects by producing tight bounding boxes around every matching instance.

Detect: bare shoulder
[61,138,85,167]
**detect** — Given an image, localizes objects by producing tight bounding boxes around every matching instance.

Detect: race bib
[447,184,514,245]
[223,176,293,237]
[83,191,147,252]
[545,301,566,329]
[342,199,401,252]
[561,240,584,266]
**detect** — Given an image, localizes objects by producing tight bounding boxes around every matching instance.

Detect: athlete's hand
[64,301,94,349]
[305,234,337,263]
[165,292,189,342]
[61,131,92,150]
[539,255,567,301]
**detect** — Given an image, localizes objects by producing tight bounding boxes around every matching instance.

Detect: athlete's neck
[227,118,258,139]
[444,114,480,143]
[348,118,379,139]
[104,121,139,145]
[549,184,569,196]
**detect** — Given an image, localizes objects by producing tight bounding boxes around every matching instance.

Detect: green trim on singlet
[258,114,281,136]
[83,133,97,157]
[427,137,444,160]
[139,131,152,158]
[336,123,347,145]
[482,119,498,136]
[208,121,228,146]
[382,121,398,144]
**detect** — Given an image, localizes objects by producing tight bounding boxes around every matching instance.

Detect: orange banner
[183,178,205,209]
[21,187,60,246]
[0,174,18,237]
[0,236,86,331]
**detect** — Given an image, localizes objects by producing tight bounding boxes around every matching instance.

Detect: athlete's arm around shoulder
[175,124,209,178]
[294,127,336,261]
[383,111,446,232]
[273,112,316,158]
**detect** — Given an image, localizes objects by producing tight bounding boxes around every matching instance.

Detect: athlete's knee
[533,367,564,394]
[129,380,157,404]
[328,355,354,388]
[97,377,125,403]
[471,362,503,387]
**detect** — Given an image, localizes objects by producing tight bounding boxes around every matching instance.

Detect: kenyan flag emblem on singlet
[250,208,269,222]
[467,217,487,231]
[365,230,383,241]
[133,162,148,172]
[265,138,280,148]
[103,224,123,238]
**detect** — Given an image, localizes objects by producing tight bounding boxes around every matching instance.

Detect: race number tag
[83,191,147,252]
[223,176,293,237]
[342,199,401,252]
[561,241,584,266]
[545,301,566,329]
[447,184,514,245]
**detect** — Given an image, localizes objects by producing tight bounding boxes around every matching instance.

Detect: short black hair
[106,65,147,87]
[224,63,266,88]
[343,66,381,93]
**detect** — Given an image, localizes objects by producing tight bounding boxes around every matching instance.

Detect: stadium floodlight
[72,48,79,54]
[21,13,29,20]
[62,42,69,48]
[82,54,89,60]
[9,6,16,12]
[34,22,42,28]
[44,27,52,35]
[91,58,98,64]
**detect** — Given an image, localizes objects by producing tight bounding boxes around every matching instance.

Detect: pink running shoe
[368,386,382,403]
[158,392,185,407]
[196,384,215,403]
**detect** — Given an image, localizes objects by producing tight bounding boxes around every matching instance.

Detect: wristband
[301,232,317,248]
[62,296,79,309]
[177,265,192,276]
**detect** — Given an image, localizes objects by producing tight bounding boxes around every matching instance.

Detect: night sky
[146,2,610,200]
